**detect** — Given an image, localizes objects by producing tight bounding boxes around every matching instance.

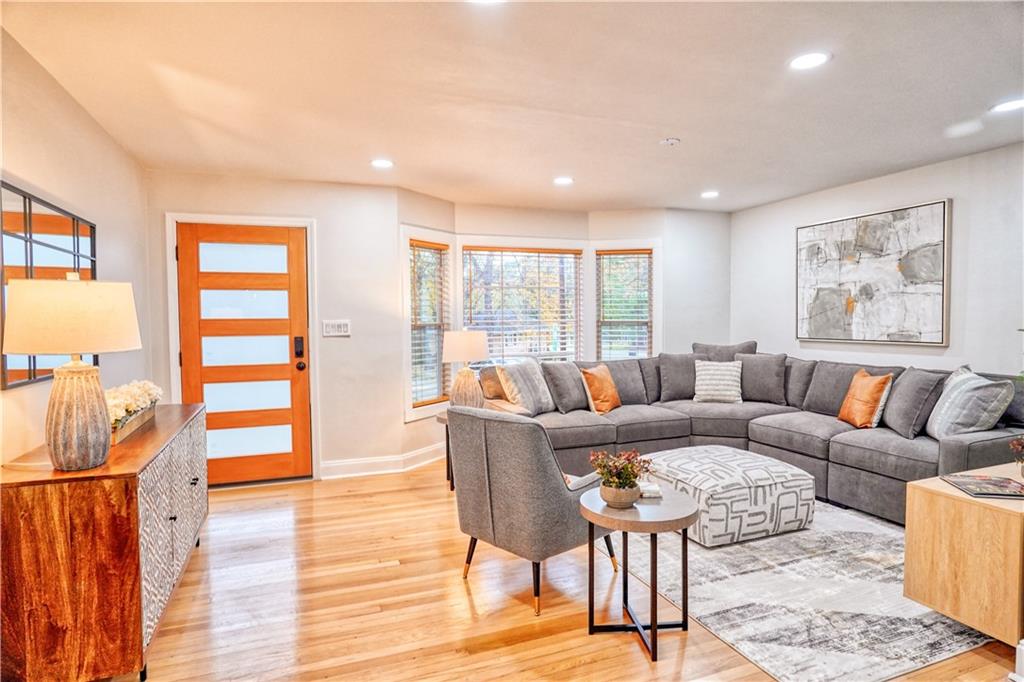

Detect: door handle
[296,361,307,371]
[190,477,199,486]
[168,515,178,522]
[294,336,305,358]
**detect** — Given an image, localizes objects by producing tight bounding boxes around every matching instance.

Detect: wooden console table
[904,461,1023,647]
[1,404,208,681]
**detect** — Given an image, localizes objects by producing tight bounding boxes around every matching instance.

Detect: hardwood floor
[126,460,1016,681]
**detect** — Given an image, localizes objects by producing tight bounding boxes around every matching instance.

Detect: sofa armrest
[565,471,601,492]
[937,427,1024,475]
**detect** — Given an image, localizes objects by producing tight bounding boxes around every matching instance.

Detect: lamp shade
[2,279,142,355]
[441,330,489,363]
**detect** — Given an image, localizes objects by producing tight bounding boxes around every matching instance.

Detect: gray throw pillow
[541,361,588,414]
[802,361,906,416]
[736,353,787,405]
[659,353,709,401]
[692,340,757,362]
[693,360,743,403]
[478,365,506,400]
[784,357,817,408]
[979,372,1024,426]
[882,367,948,439]
[496,360,555,417]
[925,366,1015,440]
[575,359,647,405]
[638,357,660,404]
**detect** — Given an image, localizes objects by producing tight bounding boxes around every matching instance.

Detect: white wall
[455,203,588,239]
[0,33,149,462]
[730,143,1024,373]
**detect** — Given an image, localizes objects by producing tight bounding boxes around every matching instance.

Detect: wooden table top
[1,404,205,488]
[580,486,699,533]
[908,462,1024,515]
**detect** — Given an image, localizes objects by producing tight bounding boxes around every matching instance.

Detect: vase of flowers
[590,449,652,509]
[106,380,163,444]
[1011,436,1024,479]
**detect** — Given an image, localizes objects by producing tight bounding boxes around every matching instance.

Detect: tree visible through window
[597,249,653,359]
[463,247,582,362]
[410,239,450,406]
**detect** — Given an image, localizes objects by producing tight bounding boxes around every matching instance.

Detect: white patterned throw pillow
[925,366,1015,440]
[693,360,743,403]
[496,359,556,417]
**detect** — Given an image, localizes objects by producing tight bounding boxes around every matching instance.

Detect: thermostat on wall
[323,320,351,337]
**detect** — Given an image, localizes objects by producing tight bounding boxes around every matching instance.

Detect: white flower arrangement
[106,380,163,428]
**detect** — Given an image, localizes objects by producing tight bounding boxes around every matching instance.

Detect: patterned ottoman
[647,445,815,547]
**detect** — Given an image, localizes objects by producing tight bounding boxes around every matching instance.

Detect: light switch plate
[322,319,351,337]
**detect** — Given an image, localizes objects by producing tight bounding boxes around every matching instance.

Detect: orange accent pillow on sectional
[838,369,894,428]
[579,364,622,415]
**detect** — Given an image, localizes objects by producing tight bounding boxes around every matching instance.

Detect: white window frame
[401,224,456,423]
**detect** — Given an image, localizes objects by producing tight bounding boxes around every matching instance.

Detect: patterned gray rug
[598,502,989,681]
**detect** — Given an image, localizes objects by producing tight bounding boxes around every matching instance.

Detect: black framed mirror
[1,181,98,389]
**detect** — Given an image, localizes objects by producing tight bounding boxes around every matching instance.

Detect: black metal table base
[587,523,688,661]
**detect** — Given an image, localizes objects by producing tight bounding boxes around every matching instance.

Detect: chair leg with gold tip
[532,562,541,615]
[603,534,618,572]
[463,537,477,579]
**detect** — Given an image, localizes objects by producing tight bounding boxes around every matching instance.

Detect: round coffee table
[580,486,699,661]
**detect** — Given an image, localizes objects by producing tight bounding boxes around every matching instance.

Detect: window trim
[596,248,654,360]
[588,239,663,360]
[401,225,455,423]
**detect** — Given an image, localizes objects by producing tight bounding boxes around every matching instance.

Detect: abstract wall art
[796,200,950,346]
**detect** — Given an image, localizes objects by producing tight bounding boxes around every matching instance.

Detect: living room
[0,2,1022,681]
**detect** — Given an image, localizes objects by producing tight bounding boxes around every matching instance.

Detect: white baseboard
[318,441,445,479]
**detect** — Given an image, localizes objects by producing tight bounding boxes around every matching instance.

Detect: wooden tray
[111,404,156,445]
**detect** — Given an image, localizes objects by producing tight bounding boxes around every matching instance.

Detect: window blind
[596,249,653,360]
[463,246,582,362]
[410,239,450,407]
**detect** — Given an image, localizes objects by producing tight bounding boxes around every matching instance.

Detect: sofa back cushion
[575,359,647,405]
[692,340,757,362]
[784,357,817,408]
[882,367,948,439]
[802,361,905,416]
[638,357,661,404]
[496,360,555,417]
[925,366,1016,439]
[659,353,709,401]
[541,361,589,414]
[736,353,787,405]
[479,365,507,400]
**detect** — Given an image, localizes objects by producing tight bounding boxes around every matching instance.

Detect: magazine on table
[941,474,1024,499]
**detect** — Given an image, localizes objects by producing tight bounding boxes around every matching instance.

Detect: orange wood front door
[176,223,312,484]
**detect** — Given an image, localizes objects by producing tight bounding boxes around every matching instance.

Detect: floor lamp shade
[442,330,489,408]
[3,279,143,471]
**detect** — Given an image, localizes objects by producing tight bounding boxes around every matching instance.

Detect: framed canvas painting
[795,199,950,346]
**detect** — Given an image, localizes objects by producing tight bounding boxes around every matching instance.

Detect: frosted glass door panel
[199,242,287,273]
[204,380,291,413]
[201,290,289,319]
[207,425,292,459]
[201,335,289,366]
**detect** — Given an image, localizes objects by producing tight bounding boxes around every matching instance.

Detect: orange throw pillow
[838,369,894,429]
[580,364,622,415]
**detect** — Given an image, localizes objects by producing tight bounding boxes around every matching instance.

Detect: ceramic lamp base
[450,367,484,408]
[45,361,111,471]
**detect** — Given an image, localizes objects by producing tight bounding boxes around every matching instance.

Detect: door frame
[163,212,322,481]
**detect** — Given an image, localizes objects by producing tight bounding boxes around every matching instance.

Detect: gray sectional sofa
[479,348,1024,524]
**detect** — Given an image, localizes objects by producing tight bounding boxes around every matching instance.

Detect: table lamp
[442,330,489,408]
[3,278,142,471]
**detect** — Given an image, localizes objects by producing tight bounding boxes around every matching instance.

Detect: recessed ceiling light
[944,119,984,139]
[370,158,394,169]
[789,52,832,71]
[659,137,681,147]
[701,190,720,199]
[553,176,574,186]
[468,0,506,4]
[990,98,1024,113]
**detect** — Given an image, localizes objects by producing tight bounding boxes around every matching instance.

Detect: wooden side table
[580,487,699,661]
[904,462,1024,647]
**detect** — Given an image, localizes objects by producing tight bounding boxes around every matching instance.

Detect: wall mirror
[1,181,97,389]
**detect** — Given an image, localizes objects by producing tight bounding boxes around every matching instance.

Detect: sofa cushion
[882,367,948,439]
[638,357,660,403]
[579,364,622,414]
[748,410,856,459]
[692,340,757,362]
[541,361,589,414]
[576,359,647,405]
[737,353,787,405]
[784,357,817,408]
[926,366,1016,440]
[829,428,939,482]
[694,360,743,403]
[534,410,616,450]
[659,353,708,401]
[979,372,1024,427]
[479,365,507,400]
[659,400,796,438]
[496,360,556,417]
[602,404,691,443]
[802,361,905,416]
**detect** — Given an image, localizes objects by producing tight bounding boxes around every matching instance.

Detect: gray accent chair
[446,406,616,615]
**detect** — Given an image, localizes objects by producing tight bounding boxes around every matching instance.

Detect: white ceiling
[3,2,1022,212]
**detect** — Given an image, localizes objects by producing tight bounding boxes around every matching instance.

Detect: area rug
[597,502,989,681]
